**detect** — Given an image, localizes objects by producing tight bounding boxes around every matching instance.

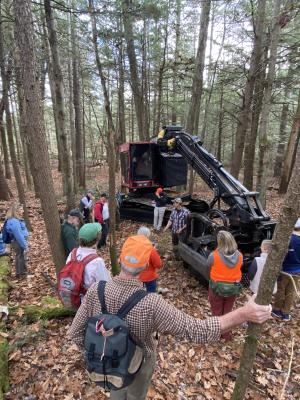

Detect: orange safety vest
[210,249,242,283]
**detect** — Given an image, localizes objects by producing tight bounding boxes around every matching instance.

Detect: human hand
[243,295,272,324]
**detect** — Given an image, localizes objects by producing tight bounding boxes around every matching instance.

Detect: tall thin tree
[44,0,75,210]
[13,0,65,272]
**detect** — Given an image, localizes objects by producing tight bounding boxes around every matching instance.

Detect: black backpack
[84,281,148,391]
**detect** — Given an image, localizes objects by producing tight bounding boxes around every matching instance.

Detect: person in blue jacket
[272,218,300,321]
[5,204,29,278]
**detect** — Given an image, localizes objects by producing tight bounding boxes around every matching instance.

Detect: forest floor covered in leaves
[2,169,300,400]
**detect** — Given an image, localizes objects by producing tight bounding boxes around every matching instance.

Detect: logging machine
[118,125,276,281]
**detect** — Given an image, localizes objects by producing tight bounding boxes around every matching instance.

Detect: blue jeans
[144,280,157,293]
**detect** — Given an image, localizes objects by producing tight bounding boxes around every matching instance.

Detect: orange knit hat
[120,235,153,268]
[156,187,163,195]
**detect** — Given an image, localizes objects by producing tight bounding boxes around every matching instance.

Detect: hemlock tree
[13,0,65,272]
[89,0,118,275]
[44,0,75,211]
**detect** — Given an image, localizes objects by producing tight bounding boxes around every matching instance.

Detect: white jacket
[66,247,111,290]
[250,253,277,294]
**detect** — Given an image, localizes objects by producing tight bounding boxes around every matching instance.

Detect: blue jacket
[282,233,300,274]
[6,218,29,250]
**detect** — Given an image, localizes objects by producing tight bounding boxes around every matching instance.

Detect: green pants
[273,274,299,314]
[110,353,156,400]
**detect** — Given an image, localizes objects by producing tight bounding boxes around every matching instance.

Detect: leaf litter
[2,173,299,399]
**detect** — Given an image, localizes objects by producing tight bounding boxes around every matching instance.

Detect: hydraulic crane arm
[157,126,270,223]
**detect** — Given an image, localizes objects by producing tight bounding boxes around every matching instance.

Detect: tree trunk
[67,4,77,194]
[171,0,181,125]
[243,45,267,190]
[117,38,126,144]
[273,67,292,178]
[44,0,75,210]
[186,0,211,135]
[230,0,266,178]
[217,83,224,161]
[43,18,63,173]
[71,16,85,189]
[89,0,118,274]
[154,22,168,135]
[13,0,66,272]
[0,110,10,180]
[122,0,149,140]
[231,100,300,400]
[279,87,300,194]
[256,0,284,208]
[15,78,33,190]
[0,10,31,227]
[0,161,9,200]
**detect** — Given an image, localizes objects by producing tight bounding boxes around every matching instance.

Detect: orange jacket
[139,247,162,282]
[210,249,242,283]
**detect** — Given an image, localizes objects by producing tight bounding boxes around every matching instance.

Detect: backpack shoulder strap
[97,280,108,313]
[81,253,99,267]
[70,248,77,262]
[117,290,148,319]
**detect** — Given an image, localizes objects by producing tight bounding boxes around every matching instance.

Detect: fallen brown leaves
[1,173,299,399]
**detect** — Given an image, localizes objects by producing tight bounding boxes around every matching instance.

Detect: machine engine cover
[159,152,187,187]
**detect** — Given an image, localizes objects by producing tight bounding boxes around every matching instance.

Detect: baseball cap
[120,235,153,268]
[69,208,84,219]
[172,197,182,204]
[79,223,102,242]
[295,218,300,229]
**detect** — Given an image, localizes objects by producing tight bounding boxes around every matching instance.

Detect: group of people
[1,191,299,399]
[61,191,110,258]
[69,223,272,400]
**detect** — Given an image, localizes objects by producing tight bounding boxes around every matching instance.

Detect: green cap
[79,223,102,242]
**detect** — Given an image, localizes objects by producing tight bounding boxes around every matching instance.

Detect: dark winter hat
[69,208,84,219]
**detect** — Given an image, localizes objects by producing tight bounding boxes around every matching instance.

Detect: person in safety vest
[207,230,243,341]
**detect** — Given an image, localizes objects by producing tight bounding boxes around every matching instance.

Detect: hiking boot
[271,309,283,319]
[282,313,291,322]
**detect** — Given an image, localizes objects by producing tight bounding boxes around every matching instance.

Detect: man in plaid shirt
[69,235,271,400]
[164,197,189,257]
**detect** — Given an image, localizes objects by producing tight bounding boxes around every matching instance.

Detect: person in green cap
[65,223,111,292]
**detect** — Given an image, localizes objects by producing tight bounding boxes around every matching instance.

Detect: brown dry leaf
[188,348,195,358]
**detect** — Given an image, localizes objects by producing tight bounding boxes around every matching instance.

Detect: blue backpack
[2,221,12,244]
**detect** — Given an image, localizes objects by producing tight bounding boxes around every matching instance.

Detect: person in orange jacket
[207,230,243,341]
[137,226,162,292]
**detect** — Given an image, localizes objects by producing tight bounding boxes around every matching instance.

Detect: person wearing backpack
[69,235,271,400]
[80,190,94,224]
[4,204,29,278]
[58,223,110,309]
[207,230,243,341]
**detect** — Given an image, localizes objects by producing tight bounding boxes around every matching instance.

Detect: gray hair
[120,263,146,277]
[261,239,272,252]
[137,226,151,238]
